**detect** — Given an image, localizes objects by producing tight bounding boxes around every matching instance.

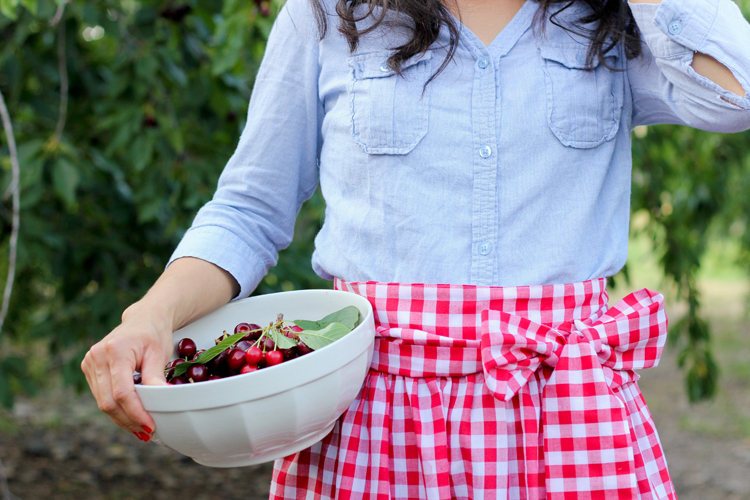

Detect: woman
[82,0,750,498]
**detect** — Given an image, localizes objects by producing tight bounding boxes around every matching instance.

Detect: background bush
[0,0,749,407]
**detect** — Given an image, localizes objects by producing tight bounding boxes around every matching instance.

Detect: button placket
[470,49,499,285]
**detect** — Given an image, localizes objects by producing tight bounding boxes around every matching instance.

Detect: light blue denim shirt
[169,0,750,299]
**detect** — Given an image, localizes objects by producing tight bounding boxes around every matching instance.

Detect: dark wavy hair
[310,0,642,82]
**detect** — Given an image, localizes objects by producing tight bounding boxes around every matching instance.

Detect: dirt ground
[1,279,749,500]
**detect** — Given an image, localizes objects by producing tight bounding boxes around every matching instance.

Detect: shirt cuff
[167,225,268,301]
[629,0,718,58]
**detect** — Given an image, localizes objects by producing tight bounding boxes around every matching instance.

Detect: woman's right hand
[81,302,174,441]
[80,257,240,441]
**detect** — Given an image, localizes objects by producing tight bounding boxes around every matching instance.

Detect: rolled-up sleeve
[628,0,750,131]
[168,0,323,299]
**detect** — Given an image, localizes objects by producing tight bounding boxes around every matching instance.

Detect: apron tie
[480,288,667,499]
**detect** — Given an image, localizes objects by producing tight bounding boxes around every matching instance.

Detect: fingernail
[133,432,145,441]
[142,425,153,434]
[138,432,151,442]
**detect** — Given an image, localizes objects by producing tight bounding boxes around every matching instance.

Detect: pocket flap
[540,42,622,70]
[349,50,434,79]
[540,43,596,69]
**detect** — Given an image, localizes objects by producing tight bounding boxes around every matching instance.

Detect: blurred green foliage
[0,0,749,406]
[0,0,326,407]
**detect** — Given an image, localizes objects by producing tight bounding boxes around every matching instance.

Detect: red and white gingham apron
[271,278,677,500]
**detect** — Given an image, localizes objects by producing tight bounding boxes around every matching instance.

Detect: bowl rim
[135,289,375,412]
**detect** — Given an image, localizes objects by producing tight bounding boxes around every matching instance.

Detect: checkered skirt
[270,278,677,500]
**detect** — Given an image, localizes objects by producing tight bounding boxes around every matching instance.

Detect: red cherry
[296,341,314,356]
[245,346,262,365]
[241,324,263,341]
[240,364,258,374]
[227,348,247,371]
[281,325,300,339]
[171,375,188,384]
[141,116,159,128]
[166,358,186,369]
[234,322,252,334]
[207,349,229,376]
[186,364,209,382]
[266,350,283,366]
[235,340,253,352]
[263,337,275,351]
[208,374,222,380]
[177,338,197,358]
[279,347,297,361]
[257,352,268,368]
[192,349,206,361]
[165,358,187,381]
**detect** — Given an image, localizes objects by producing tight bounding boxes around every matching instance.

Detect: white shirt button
[477,57,489,70]
[668,20,683,35]
[479,145,492,158]
[478,242,493,255]
[379,63,389,73]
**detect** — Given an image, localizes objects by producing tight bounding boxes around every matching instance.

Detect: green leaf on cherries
[292,306,361,332]
[271,328,298,349]
[297,322,351,351]
[172,330,248,378]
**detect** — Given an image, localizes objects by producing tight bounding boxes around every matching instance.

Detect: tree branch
[53,19,68,144]
[0,89,20,336]
[49,0,68,27]
[0,454,15,500]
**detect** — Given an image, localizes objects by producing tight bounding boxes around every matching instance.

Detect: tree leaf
[298,322,351,351]
[20,0,35,15]
[271,328,297,349]
[52,157,80,208]
[160,50,188,87]
[0,0,19,20]
[293,305,360,331]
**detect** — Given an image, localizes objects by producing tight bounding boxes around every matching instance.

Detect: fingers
[83,343,136,434]
[140,347,169,386]
[105,337,157,440]
[82,333,157,442]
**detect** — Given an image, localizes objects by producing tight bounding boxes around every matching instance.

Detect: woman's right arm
[81,257,239,439]
[82,0,325,439]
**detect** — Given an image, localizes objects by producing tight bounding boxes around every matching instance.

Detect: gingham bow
[480,288,668,499]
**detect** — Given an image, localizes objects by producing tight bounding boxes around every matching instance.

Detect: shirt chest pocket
[540,44,625,149]
[347,50,433,155]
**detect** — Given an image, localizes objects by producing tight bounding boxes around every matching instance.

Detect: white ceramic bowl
[135,289,376,467]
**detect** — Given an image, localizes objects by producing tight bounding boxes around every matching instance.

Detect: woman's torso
[312,0,635,287]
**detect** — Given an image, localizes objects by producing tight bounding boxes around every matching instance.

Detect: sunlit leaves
[0,0,20,20]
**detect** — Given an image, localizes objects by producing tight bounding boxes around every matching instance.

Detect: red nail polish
[138,432,151,442]
[142,425,153,434]
[133,432,145,441]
